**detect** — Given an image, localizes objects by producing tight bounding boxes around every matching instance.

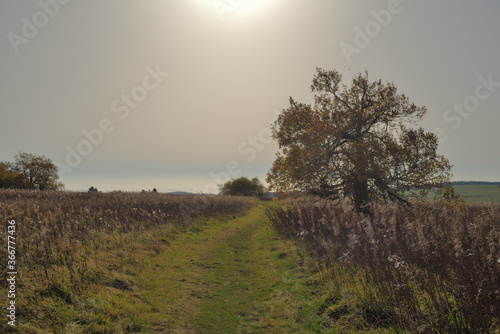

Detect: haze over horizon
[1,0,499,192]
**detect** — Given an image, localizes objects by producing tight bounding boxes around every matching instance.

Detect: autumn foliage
[267,68,452,213]
[0,151,63,190]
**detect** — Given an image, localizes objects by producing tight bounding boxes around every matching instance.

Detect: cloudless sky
[1,0,499,192]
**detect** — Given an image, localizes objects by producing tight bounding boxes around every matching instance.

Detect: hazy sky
[1,0,499,192]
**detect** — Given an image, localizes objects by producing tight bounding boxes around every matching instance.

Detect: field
[0,191,256,332]
[415,184,500,203]
[0,190,324,333]
[0,189,499,333]
[452,184,500,203]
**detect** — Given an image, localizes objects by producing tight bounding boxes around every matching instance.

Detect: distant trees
[267,68,452,213]
[219,177,267,197]
[0,151,63,190]
[88,186,98,193]
[451,181,500,186]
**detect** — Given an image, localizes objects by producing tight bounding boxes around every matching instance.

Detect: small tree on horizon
[0,152,63,190]
[267,68,453,213]
[219,177,268,197]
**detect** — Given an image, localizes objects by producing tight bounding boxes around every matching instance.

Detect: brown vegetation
[267,199,500,333]
[0,189,255,331]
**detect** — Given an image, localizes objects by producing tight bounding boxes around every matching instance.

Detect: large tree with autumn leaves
[267,68,452,213]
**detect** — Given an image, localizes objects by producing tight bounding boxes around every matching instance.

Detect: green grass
[192,203,320,333]
[408,184,500,203]
[452,184,500,203]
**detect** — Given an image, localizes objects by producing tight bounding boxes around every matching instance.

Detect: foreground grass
[1,193,424,333]
[2,202,337,333]
[268,199,500,333]
[0,192,253,332]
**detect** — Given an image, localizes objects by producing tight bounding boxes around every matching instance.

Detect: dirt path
[137,203,311,333]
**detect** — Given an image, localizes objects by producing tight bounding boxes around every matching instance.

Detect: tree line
[451,181,500,186]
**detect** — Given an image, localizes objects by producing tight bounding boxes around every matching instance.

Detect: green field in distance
[452,184,500,203]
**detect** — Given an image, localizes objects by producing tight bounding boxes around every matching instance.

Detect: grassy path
[132,203,318,333]
[14,202,321,333]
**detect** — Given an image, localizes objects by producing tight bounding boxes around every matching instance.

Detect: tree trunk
[353,178,369,214]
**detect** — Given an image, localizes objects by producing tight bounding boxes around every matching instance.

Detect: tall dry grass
[267,198,500,333]
[0,189,255,325]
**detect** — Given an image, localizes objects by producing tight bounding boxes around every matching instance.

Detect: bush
[219,177,268,197]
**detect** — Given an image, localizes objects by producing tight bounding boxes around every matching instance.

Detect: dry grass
[0,189,255,332]
[267,198,500,333]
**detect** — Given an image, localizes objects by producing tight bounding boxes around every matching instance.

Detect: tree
[88,186,98,193]
[0,162,25,189]
[267,68,452,213]
[10,152,63,190]
[219,177,267,197]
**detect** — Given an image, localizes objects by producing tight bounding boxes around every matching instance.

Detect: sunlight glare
[196,0,277,21]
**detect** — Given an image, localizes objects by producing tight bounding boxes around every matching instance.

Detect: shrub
[219,177,267,197]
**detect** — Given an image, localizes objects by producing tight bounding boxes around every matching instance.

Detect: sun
[207,0,276,21]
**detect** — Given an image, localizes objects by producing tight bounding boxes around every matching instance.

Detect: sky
[1,0,499,192]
